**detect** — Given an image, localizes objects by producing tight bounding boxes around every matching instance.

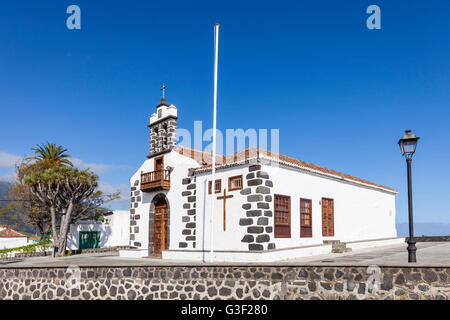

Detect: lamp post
[398,130,420,263]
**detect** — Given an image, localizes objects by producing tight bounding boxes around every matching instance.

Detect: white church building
[120,93,402,262]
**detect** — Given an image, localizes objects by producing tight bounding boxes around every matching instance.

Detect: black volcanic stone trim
[239,163,274,250]
[130,221,137,226]
[246,173,255,179]
[179,242,187,248]
[256,171,269,179]
[264,210,273,217]
[265,227,273,233]
[257,217,269,225]
[247,227,264,234]
[257,202,270,209]
[239,218,253,226]
[246,210,262,217]
[180,177,197,248]
[268,243,276,250]
[247,195,263,202]
[135,215,140,220]
[248,179,263,186]
[256,234,270,243]
[249,244,264,251]
[256,186,270,194]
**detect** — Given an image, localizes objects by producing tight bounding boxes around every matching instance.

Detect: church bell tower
[148,85,178,158]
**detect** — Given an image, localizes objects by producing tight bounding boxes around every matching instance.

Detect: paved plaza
[1,241,449,268]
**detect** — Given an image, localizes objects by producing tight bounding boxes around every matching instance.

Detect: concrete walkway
[1,242,449,268]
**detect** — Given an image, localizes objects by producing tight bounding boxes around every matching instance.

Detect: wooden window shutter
[321,198,334,236]
[274,194,291,238]
[300,198,312,238]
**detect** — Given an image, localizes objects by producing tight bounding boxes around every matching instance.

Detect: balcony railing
[140,169,171,192]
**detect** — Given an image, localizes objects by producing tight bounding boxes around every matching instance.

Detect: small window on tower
[228,175,243,191]
[158,109,162,118]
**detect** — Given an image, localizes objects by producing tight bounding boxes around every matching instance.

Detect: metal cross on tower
[161,84,167,99]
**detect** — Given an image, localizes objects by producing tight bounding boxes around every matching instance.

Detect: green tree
[27,142,73,167]
[7,144,119,257]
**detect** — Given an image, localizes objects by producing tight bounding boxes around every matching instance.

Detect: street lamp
[398,130,420,263]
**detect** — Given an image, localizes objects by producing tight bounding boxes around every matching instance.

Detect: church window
[300,198,312,238]
[208,179,221,194]
[158,109,162,118]
[228,175,243,191]
[274,194,291,238]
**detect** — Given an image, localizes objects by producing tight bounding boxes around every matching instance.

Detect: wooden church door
[154,198,168,254]
[321,198,334,236]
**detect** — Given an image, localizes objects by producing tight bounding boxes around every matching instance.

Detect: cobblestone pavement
[1,242,449,267]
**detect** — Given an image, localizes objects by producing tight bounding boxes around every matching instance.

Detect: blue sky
[0,1,449,224]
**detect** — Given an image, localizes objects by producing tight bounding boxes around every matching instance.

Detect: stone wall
[179,177,197,249]
[129,179,142,248]
[239,164,276,251]
[414,236,450,242]
[0,265,448,300]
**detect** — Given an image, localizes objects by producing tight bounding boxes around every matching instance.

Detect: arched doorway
[149,194,170,255]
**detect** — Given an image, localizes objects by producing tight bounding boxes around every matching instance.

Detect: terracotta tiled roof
[0,227,27,238]
[183,146,397,193]
[174,145,225,165]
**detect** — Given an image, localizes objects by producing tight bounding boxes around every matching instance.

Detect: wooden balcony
[140,170,171,192]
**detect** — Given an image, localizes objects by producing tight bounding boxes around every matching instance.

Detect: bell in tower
[148,84,178,158]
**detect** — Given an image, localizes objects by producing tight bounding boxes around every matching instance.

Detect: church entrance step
[323,240,352,253]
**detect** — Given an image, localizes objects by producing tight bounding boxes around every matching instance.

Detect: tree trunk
[56,202,74,256]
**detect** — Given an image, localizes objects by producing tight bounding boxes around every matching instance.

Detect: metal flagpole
[210,23,220,263]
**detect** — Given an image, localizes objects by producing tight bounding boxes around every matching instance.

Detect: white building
[67,210,130,250]
[121,94,401,262]
[0,225,29,250]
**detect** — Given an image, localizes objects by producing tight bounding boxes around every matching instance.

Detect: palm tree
[28,142,73,166]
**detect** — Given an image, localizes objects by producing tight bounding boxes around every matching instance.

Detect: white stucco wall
[0,237,29,250]
[130,153,397,257]
[187,161,397,253]
[195,166,257,252]
[263,162,397,248]
[130,150,201,251]
[67,210,130,250]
